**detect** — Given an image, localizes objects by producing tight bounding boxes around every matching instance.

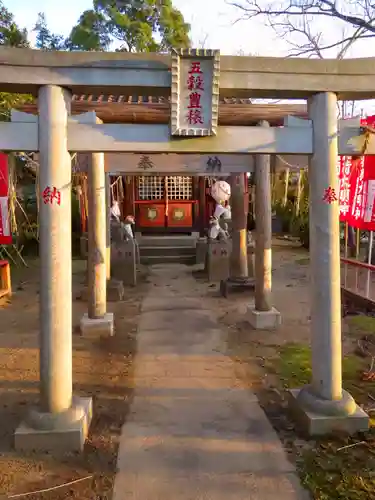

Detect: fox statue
[121,215,135,241]
[208,216,229,241]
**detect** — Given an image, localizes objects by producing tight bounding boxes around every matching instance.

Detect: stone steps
[137,235,197,248]
[138,235,196,265]
[140,245,194,257]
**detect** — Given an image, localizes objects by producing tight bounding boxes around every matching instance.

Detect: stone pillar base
[196,237,207,265]
[80,312,114,337]
[111,240,137,286]
[14,396,92,453]
[107,279,125,301]
[220,277,255,298]
[206,240,231,282]
[134,240,140,265]
[288,388,369,436]
[246,306,281,329]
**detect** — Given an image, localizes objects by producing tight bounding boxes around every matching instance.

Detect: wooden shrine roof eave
[17,102,308,126]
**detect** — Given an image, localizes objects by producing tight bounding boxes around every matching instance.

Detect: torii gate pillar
[14,85,92,453]
[288,92,369,435]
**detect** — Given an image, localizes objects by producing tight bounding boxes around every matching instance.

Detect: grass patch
[276,343,361,393]
[299,436,375,500]
[347,315,375,336]
[272,343,375,500]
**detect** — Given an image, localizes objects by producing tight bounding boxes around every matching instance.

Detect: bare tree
[229,0,375,59]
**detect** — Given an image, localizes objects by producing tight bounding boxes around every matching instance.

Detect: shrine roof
[70,95,255,104]
[18,95,308,126]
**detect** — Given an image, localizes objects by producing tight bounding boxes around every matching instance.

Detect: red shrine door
[134,175,198,233]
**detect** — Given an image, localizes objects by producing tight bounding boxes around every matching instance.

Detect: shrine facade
[19,94,305,236]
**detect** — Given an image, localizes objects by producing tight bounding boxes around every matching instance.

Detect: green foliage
[347,315,375,336]
[275,343,360,389]
[300,438,375,500]
[0,2,33,120]
[272,200,294,232]
[3,0,191,54]
[0,92,33,121]
[271,197,310,248]
[67,9,110,51]
[33,12,65,50]
[291,209,310,249]
[290,174,310,248]
[67,0,191,52]
[0,0,28,47]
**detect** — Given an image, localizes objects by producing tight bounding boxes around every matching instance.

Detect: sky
[9,0,375,58]
[9,0,298,56]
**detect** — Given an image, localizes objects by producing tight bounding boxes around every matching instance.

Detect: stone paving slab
[139,310,218,332]
[114,472,306,500]
[112,265,309,500]
[142,297,205,312]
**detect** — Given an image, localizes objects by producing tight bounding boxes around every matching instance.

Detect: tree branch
[229,0,375,33]
[229,0,375,58]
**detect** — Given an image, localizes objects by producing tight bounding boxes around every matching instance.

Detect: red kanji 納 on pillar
[43,186,62,206]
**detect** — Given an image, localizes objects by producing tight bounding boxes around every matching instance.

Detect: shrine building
[19,96,307,240]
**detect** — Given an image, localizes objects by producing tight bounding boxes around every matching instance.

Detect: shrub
[272,200,295,233]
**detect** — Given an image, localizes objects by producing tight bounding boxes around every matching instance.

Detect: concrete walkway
[112,265,309,500]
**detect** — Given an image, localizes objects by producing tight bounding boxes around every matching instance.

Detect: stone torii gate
[0,47,373,453]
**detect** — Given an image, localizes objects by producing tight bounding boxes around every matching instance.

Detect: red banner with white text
[0,154,12,245]
[338,116,375,230]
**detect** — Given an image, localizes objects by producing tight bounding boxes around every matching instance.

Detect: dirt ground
[194,237,312,351]
[192,238,375,500]
[0,259,149,500]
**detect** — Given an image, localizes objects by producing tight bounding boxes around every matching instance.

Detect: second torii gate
[0,47,372,453]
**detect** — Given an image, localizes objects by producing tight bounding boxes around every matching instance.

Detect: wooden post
[283,167,290,207]
[246,124,281,328]
[87,153,107,319]
[105,173,111,280]
[295,169,303,216]
[199,177,206,236]
[0,260,11,298]
[254,121,272,312]
[229,174,248,279]
[80,121,114,337]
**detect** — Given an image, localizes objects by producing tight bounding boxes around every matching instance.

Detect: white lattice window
[137,176,193,200]
[137,176,164,200]
[166,176,192,200]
